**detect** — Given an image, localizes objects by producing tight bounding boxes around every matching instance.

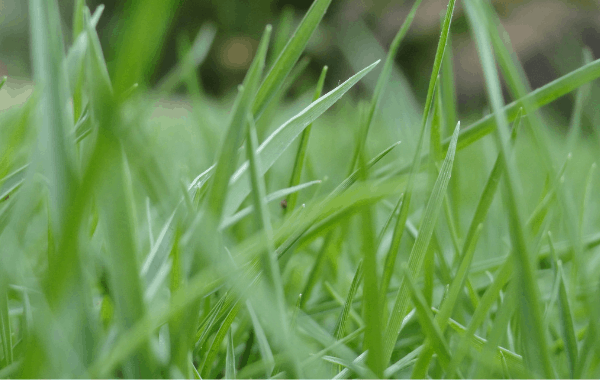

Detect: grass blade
[402,265,452,371]
[201,302,241,378]
[205,25,271,222]
[286,65,328,213]
[226,329,236,379]
[463,0,553,375]
[334,261,363,340]
[223,60,380,217]
[252,0,332,119]
[383,121,460,363]
[156,23,217,94]
[380,0,457,304]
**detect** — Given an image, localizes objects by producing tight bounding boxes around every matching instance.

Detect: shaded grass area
[1,0,600,378]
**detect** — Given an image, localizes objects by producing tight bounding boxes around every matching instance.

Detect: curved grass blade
[380,0,457,307]
[0,76,6,91]
[383,121,461,363]
[252,0,332,119]
[223,60,380,217]
[286,65,328,213]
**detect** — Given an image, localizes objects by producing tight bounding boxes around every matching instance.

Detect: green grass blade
[286,65,328,213]
[446,258,514,377]
[441,312,530,377]
[220,180,321,229]
[223,60,380,217]
[359,185,384,377]
[0,291,13,366]
[385,56,600,181]
[88,270,223,377]
[445,56,600,152]
[334,261,363,340]
[201,302,241,378]
[246,302,275,377]
[380,0,457,304]
[205,25,271,222]
[350,0,423,169]
[566,47,593,153]
[383,121,460,363]
[463,0,553,375]
[557,260,578,378]
[269,6,295,67]
[156,23,217,94]
[0,76,6,91]
[252,0,332,119]
[111,0,178,94]
[411,224,483,378]
[384,345,423,377]
[547,233,579,377]
[226,329,236,379]
[402,265,452,372]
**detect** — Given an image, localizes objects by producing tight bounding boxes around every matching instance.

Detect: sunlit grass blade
[252,0,332,119]
[156,23,216,94]
[223,60,380,217]
[286,65,328,213]
[380,0,457,307]
[0,76,6,91]
[205,25,271,222]
[384,121,460,363]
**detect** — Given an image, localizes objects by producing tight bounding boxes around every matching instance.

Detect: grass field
[2,0,600,378]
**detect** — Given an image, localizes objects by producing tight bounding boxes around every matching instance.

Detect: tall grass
[1,0,600,377]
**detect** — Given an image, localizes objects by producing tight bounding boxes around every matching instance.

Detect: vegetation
[1,0,600,377]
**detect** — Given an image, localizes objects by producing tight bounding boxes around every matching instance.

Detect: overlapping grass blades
[3,0,600,377]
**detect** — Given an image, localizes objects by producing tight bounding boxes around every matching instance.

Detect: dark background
[2,0,600,122]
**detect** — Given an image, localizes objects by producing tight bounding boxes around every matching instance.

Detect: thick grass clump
[2,0,600,378]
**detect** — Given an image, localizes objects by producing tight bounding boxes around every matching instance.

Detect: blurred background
[2,0,600,125]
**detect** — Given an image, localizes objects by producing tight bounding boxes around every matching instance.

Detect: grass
[2,0,600,377]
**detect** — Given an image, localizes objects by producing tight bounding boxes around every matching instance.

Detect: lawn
[1,0,600,378]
